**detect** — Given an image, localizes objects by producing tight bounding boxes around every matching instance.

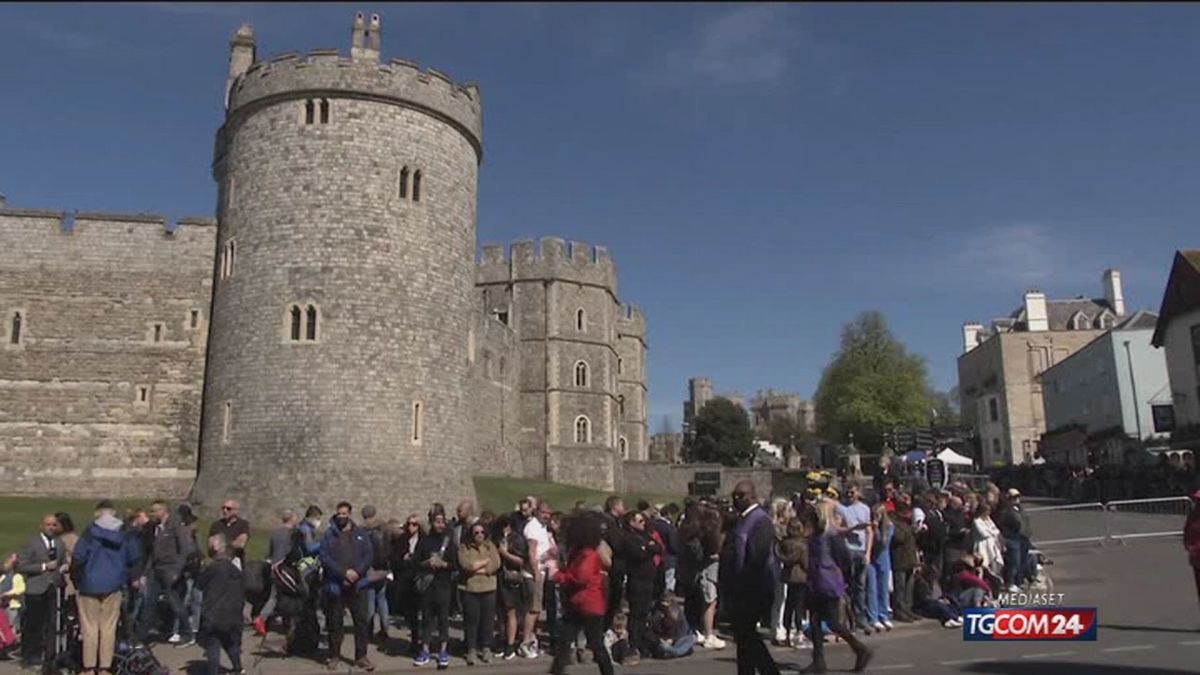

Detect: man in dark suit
[718,481,781,675]
[16,513,65,670]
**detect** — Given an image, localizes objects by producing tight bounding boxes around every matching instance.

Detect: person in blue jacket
[71,500,141,675]
[319,501,375,672]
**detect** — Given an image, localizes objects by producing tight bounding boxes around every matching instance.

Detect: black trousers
[553,612,613,675]
[731,608,781,675]
[324,585,370,661]
[461,591,496,654]
[807,595,868,668]
[783,583,808,632]
[626,580,653,657]
[604,571,625,631]
[20,589,55,664]
[200,626,242,675]
[420,584,452,651]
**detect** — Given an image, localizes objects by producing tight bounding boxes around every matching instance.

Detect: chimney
[963,322,984,353]
[1103,269,1125,316]
[351,11,381,63]
[225,23,256,109]
[1024,290,1048,332]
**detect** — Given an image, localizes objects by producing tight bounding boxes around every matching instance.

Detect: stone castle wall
[0,210,214,498]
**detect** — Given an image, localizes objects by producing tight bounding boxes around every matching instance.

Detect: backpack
[271,560,309,598]
[116,642,170,675]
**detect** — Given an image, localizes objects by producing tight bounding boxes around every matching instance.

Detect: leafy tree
[930,387,961,427]
[683,397,757,467]
[757,414,813,450]
[814,311,934,454]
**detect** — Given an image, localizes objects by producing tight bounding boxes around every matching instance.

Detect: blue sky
[2,3,1197,432]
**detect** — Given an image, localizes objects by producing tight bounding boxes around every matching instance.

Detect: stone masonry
[0,12,648,519]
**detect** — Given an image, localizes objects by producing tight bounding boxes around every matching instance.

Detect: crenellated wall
[0,209,215,498]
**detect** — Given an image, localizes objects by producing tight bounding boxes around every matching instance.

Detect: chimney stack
[963,322,984,353]
[351,11,381,63]
[1103,269,1125,316]
[1024,291,1048,332]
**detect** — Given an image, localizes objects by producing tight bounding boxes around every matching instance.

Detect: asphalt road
[4,509,1196,675]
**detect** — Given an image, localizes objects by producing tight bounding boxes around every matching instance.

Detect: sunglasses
[472,529,486,536]
[222,506,236,511]
[406,522,419,528]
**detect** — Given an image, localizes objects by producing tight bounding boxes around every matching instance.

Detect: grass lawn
[0,477,681,562]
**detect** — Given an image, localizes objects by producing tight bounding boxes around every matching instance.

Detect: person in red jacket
[551,511,614,675]
[1185,490,1200,616]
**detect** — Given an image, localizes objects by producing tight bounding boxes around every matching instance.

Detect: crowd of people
[990,459,1197,503]
[0,474,1049,675]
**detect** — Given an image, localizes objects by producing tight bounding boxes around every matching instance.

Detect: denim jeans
[365,583,390,633]
[174,578,202,636]
[1003,539,1022,588]
[848,553,869,625]
[866,558,892,623]
[139,570,191,642]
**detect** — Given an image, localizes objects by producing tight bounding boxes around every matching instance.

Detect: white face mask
[308,519,321,529]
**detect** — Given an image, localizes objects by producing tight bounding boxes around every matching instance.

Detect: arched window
[306,305,318,340]
[304,99,315,125]
[10,311,21,345]
[574,416,591,444]
[412,170,422,202]
[576,308,586,332]
[399,166,409,199]
[290,305,302,341]
[619,437,628,459]
[618,395,625,420]
[318,98,330,124]
[574,361,589,387]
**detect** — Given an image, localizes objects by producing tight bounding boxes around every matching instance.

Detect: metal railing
[1025,496,1191,548]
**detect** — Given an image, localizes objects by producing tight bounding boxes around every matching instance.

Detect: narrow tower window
[153,324,163,343]
[412,401,423,444]
[574,416,591,444]
[576,308,586,332]
[619,437,628,459]
[618,395,625,419]
[412,170,422,202]
[319,98,330,124]
[306,305,318,340]
[290,305,302,341]
[304,99,315,125]
[574,361,589,388]
[617,358,623,375]
[190,310,200,329]
[399,166,409,199]
[222,401,232,443]
[9,312,21,345]
[139,387,148,403]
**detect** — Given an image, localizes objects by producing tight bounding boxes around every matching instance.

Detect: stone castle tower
[0,12,648,517]
[191,12,485,518]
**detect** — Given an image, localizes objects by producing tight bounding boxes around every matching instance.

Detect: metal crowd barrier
[1025,496,1191,548]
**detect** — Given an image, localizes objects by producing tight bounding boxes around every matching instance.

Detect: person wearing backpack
[70,500,141,675]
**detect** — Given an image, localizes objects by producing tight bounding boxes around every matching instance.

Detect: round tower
[192,11,483,520]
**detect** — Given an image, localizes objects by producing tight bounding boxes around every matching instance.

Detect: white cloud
[639,5,804,88]
[950,222,1061,288]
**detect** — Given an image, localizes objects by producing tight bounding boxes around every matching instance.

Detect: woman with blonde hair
[971,504,1004,581]
[801,504,873,673]
[769,499,793,645]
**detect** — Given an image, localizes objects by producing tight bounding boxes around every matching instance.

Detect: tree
[683,397,757,467]
[930,387,961,427]
[813,311,934,455]
[757,414,813,450]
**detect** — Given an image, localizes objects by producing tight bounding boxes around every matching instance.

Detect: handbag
[415,535,449,594]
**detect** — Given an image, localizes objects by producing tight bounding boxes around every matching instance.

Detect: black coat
[622,528,660,587]
[198,557,244,633]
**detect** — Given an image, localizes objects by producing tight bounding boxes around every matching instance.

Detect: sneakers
[702,634,727,650]
[518,642,539,659]
[944,618,964,629]
[253,616,268,637]
[773,627,788,645]
[502,646,516,661]
[167,633,182,644]
[871,621,885,633]
[479,649,492,664]
[790,632,812,650]
[175,636,196,648]
[882,619,895,631]
[1007,585,1022,594]
[414,650,432,667]
[465,651,475,667]
[437,649,450,670]
[354,657,376,672]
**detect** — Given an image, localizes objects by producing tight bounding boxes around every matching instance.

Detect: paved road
[4,510,1196,674]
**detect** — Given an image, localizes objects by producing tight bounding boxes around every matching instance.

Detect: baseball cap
[1006,488,1021,497]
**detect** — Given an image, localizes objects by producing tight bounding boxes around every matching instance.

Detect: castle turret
[194,11,484,519]
[616,303,648,461]
[225,24,255,109]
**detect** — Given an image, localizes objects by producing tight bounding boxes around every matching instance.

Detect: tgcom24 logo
[962,608,1099,641]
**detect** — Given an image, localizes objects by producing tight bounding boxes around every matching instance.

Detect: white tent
[936,448,974,467]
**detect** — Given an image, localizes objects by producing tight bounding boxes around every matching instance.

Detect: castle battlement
[225,34,482,158]
[477,238,617,293]
[617,302,647,338]
[0,208,216,235]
